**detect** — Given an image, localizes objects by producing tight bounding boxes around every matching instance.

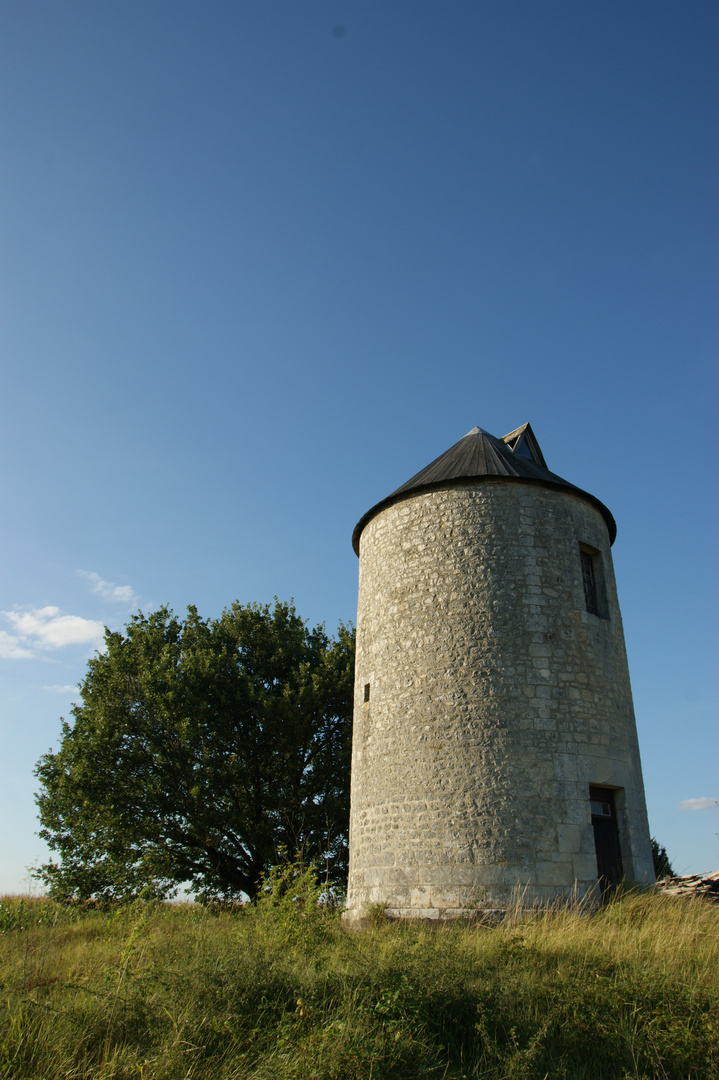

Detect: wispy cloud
[0,630,35,660]
[78,571,138,607]
[1,607,105,655]
[678,797,718,812]
[43,684,79,694]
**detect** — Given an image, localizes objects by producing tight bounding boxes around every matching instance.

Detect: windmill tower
[343,423,654,924]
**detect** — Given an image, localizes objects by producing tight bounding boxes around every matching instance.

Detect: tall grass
[1,886,717,1079]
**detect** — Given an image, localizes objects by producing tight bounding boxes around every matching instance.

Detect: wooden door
[590,786,623,898]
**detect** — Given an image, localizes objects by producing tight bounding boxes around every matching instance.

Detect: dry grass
[1,887,717,1079]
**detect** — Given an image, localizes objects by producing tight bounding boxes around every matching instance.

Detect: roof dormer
[502,422,547,469]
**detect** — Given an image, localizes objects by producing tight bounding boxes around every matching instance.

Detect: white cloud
[43,684,79,694]
[2,607,105,651]
[678,797,718,812]
[78,570,138,606]
[0,630,35,660]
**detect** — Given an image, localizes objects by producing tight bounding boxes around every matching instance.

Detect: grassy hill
[1,880,717,1079]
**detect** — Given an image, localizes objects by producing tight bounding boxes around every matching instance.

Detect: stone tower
[343,423,654,924]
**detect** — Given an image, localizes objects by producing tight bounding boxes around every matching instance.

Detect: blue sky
[1,1,717,893]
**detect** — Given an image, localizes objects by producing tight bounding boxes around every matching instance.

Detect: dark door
[590,786,623,898]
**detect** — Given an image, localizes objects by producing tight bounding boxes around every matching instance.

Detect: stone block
[535,862,574,887]
[572,854,599,882]
[555,822,581,859]
[410,887,433,908]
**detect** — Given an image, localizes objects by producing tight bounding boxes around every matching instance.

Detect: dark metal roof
[352,423,617,554]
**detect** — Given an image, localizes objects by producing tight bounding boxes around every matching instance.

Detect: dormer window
[502,422,548,468]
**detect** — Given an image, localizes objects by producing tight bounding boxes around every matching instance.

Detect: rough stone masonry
[343,424,654,925]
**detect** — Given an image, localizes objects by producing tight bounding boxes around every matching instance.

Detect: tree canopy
[34,601,354,901]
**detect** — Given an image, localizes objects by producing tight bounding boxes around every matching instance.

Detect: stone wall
[344,480,654,923]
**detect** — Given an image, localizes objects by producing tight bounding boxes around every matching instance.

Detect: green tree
[34,601,354,901]
[651,837,675,879]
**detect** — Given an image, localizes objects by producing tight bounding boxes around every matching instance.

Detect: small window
[364,683,370,703]
[581,549,599,615]
[579,544,608,619]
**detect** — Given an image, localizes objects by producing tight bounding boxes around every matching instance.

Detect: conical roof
[352,423,616,554]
